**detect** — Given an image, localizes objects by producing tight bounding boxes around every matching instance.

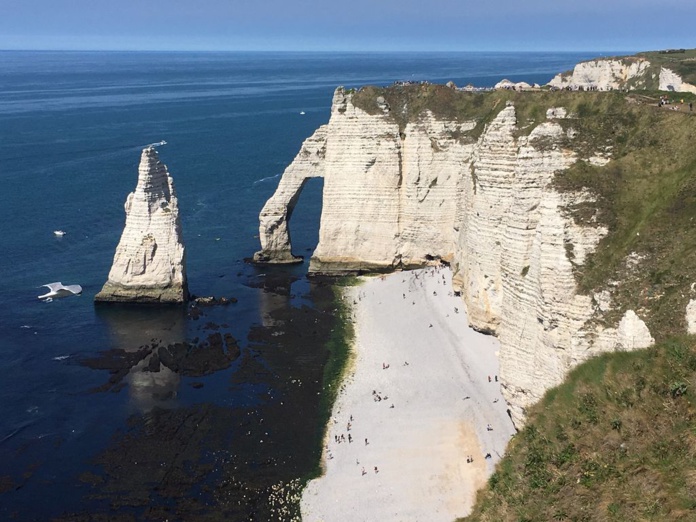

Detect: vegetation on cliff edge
[638,49,696,85]
[464,336,696,522]
[551,91,696,340]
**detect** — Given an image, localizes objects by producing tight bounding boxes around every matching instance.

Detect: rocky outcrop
[686,299,696,334]
[659,68,696,93]
[96,146,188,304]
[495,79,533,90]
[594,310,655,351]
[256,88,655,426]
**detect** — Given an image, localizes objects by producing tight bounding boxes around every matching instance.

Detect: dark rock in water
[81,331,241,392]
[245,271,300,295]
[145,353,161,373]
[192,296,238,307]
[81,348,150,372]
[187,296,238,320]
[157,332,241,377]
[68,276,341,521]
[81,348,152,392]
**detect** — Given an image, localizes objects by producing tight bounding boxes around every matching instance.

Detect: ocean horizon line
[0,48,635,55]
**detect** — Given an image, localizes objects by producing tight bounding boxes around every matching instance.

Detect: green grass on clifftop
[638,49,696,85]
[464,336,696,522]
[551,92,696,339]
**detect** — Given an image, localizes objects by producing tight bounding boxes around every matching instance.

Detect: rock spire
[95,146,188,304]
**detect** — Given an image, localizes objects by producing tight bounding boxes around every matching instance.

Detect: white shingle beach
[301,267,517,521]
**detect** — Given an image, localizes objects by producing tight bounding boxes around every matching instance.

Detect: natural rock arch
[253,126,328,264]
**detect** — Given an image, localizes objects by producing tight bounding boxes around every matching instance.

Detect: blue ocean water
[0,50,602,518]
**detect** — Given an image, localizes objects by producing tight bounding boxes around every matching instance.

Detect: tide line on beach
[301,267,516,522]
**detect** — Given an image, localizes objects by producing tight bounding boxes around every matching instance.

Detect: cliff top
[637,48,696,84]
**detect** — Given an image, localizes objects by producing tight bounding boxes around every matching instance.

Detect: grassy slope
[463,337,696,522]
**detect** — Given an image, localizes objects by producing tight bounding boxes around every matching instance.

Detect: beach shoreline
[301,267,516,521]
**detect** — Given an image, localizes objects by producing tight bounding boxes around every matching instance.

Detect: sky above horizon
[1,0,694,53]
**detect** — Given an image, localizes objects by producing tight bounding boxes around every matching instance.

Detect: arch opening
[287,177,324,265]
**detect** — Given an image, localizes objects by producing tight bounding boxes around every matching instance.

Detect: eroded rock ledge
[255,87,656,426]
[95,147,188,304]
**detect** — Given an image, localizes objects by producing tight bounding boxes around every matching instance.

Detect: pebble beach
[301,267,517,521]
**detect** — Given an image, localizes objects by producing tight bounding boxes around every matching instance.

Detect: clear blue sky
[1,0,693,52]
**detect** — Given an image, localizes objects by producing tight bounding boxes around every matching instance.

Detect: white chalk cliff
[548,57,696,93]
[255,88,471,271]
[256,88,655,426]
[96,147,188,304]
[659,68,696,94]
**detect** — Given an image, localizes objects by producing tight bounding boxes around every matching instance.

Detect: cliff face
[548,57,696,93]
[96,147,188,304]
[256,88,655,425]
[454,107,654,422]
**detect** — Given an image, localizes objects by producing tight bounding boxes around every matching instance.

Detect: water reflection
[95,305,186,412]
[251,266,301,328]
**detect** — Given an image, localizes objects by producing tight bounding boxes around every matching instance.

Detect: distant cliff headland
[548,48,696,92]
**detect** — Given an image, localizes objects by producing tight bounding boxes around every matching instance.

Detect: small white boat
[54,230,66,237]
[300,111,305,115]
[38,282,82,300]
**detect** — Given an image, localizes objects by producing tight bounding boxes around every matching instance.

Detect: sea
[0,50,604,520]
